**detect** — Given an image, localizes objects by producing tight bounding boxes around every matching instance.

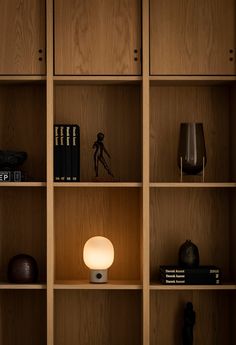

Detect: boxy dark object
[0,151,27,170]
[7,254,38,284]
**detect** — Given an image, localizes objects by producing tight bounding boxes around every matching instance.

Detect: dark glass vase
[178,123,206,175]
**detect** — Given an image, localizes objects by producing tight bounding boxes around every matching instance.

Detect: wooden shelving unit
[0,0,236,345]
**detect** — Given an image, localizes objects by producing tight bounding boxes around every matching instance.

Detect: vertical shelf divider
[46,0,54,344]
[142,0,150,344]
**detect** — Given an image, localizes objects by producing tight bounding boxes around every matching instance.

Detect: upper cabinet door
[54,0,141,75]
[0,0,45,75]
[150,0,236,75]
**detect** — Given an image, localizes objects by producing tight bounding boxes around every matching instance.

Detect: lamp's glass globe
[83,236,114,270]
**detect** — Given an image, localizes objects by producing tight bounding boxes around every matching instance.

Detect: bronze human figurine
[182,302,196,345]
[93,132,114,178]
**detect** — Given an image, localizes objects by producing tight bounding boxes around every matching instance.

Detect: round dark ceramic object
[178,240,200,268]
[7,254,38,283]
[0,151,27,171]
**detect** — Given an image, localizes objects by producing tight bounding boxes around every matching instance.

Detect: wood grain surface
[150,86,230,182]
[55,85,141,182]
[55,290,141,345]
[0,290,46,345]
[150,290,233,345]
[54,0,141,75]
[0,0,45,75]
[0,188,46,282]
[55,188,141,280]
[0,84,46,181]
[150,0,236,75]
[150,189,231,282]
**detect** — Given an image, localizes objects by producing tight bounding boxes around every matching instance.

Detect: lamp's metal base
[90,269,108,283]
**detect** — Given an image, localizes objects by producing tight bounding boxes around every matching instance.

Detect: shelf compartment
[150,84,236,183]
[150,0,236,75]
[54,0,141,75]
[55,290,141,345]
[54,280,142,290]
[0,290,46,345]
[0,1,45,75]
[150,188,236,284]
[55,188,141,281]
[54,84,141,182]
[0,188,46,282]
[0,84,46,181]
[150,290,236,345]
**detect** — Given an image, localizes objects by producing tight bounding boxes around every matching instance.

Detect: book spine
[161,273,220,279]
[160,267,220,275]
[160,276,220,284]
[71,125,80,182]
[65,125,72,181]
[54,125,61,181]
[60,125,66,181]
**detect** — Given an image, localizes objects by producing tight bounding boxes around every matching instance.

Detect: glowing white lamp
[83,236,114,283]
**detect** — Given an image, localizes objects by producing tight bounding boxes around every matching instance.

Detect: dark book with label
[60,125,66,181]
[160,276,220,285]
[54,125,61,181]
[161,272,220,279]
[160,265,220,275]
[71,125,80,182]
[65,125,72,181]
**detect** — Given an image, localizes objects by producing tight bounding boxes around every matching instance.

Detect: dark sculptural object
[179,240,200,268]
[178,123,206,175]
[7,254,38,283]
[182,302,196,345]
[93,132,114,178]
[0,151,27,171]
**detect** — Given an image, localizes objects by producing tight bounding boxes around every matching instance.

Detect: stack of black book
[160,265,220,285]
[54,124,80,182]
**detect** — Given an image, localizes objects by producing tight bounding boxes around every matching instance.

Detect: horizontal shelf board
[150,283,236,291]
[54,182,142,188]
[54,280,142,290]
[150,182,236,188]
[150,75,236,85]
[0,182,46,187]
[54,75,142,85]
[0,283,46,289]
[0,76,46,83]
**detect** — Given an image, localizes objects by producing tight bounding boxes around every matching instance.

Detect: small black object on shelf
[92,132,114,180]
[0,150,27,170]
[178,122,206,177]
[0,150,27,182]
[182,302,196,345]
[7,254,38,284]
[179,240,200,268]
